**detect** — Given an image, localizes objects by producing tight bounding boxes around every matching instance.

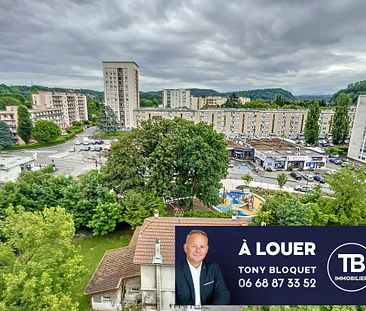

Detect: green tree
[0,206,83,310]
[304,101,320,145]
[331,93,351,144]
[276,172,287,189]
[98,104,120,133]
[87,98,101,121]
[273,94,284,107]
[0,121,14,148]
[17,105,32,144]
[223,93,241,108]
[241,173,253,192]
[253,192,314,226]
[122,189,165,228]
[32,120,61,143]
[324,168,366,225]
[104,118,229,208]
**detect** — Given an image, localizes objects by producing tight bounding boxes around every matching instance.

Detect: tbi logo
[327,243,366,292]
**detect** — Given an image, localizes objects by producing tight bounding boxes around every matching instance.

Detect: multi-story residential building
[191,96,227,109]
[32,91,88,127]
[29,108,65,130]
[163,88,191,109]
[103,61,139,128]
[348,95,366,163]
[0,106,18,143]
[134,108,356,140]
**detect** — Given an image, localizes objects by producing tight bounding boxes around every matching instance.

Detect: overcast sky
[1,0,366,95]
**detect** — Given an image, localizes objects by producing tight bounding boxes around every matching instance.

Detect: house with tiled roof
[85,228,141,311]
[86,216,249,311]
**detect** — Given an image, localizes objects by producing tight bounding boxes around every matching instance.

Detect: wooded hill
[331,80,366,104]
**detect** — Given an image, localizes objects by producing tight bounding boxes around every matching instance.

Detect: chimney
[153,239,163,264]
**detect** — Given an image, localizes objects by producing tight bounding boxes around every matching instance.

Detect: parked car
[294,184,313,192]
[69,147,76,152]
[329,158,342,165]
[314,175,325,183]
[94,146,103,152]
[290,171,302,181]
[80,146,90,151]
[302,174,314,182]
[74,140,81,145]
[96,140,104,145]
[91,140,97,145]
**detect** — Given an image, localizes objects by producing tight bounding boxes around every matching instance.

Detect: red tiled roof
[85,228,141,295]
[133,217,248,265]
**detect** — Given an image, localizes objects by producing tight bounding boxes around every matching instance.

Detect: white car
[302,174,314,182]
[74,140,81,145]
[294,185,313,192]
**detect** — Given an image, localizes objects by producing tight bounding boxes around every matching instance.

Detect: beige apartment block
[32,91,88,127]
[348,96,366,163]
[29,108,65,130]
[0,106,19,143]
[103,61,139,128]
[134,108,355,139]
[163,88,191,109]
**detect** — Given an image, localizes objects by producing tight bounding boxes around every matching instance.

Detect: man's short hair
[185,229,208,244]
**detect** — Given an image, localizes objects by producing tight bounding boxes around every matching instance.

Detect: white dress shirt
[187,260,202,306]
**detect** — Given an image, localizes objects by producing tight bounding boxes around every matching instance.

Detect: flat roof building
[103,61,139,128]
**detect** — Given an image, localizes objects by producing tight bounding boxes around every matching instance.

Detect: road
[9,127,110,177]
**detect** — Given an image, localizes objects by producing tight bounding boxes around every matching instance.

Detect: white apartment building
[32,91,88,127]
[29,108,65,130]
[163,88,191,109]
[348,95,366,163]
[103,61,139,128]
[134,108,356,140]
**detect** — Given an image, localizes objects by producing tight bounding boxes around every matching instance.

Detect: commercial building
[348,95,366,163]
[162,88,191,109]
[32,91,88,127]
[247,138,328,170]
[103,61,139,128]
[134,108,355,140]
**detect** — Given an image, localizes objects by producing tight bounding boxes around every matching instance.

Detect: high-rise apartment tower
[103,61,139,128]
[348,95,366,163]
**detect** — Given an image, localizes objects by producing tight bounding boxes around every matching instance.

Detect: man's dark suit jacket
[175,259,230,305]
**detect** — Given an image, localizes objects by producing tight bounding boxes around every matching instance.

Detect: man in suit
[175,229,230,306]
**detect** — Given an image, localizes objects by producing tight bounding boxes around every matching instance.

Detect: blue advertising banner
[175,226,366,305]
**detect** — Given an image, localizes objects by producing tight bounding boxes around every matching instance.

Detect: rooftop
[84,228,141,295]
[0,155,34,170]
[133,217,249,265]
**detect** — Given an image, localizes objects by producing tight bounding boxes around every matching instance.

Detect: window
[101,296,111,302]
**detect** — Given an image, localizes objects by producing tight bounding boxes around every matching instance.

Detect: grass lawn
[72,228,134,311]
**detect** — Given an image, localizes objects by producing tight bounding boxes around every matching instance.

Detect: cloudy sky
[1,0,366,95]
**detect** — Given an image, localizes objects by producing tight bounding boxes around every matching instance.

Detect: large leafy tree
[32,120,61,143]
[323,168,366,225]
[253,192,314,226]
[103,117,229,208]
[122,189,165,228]
[331,93,351,144]
[17,105,32,144]
[0,206,83,311]
[0,169,124,235]
[98,104,120,133]
[304,101,320,145]
[0,121,14,148]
